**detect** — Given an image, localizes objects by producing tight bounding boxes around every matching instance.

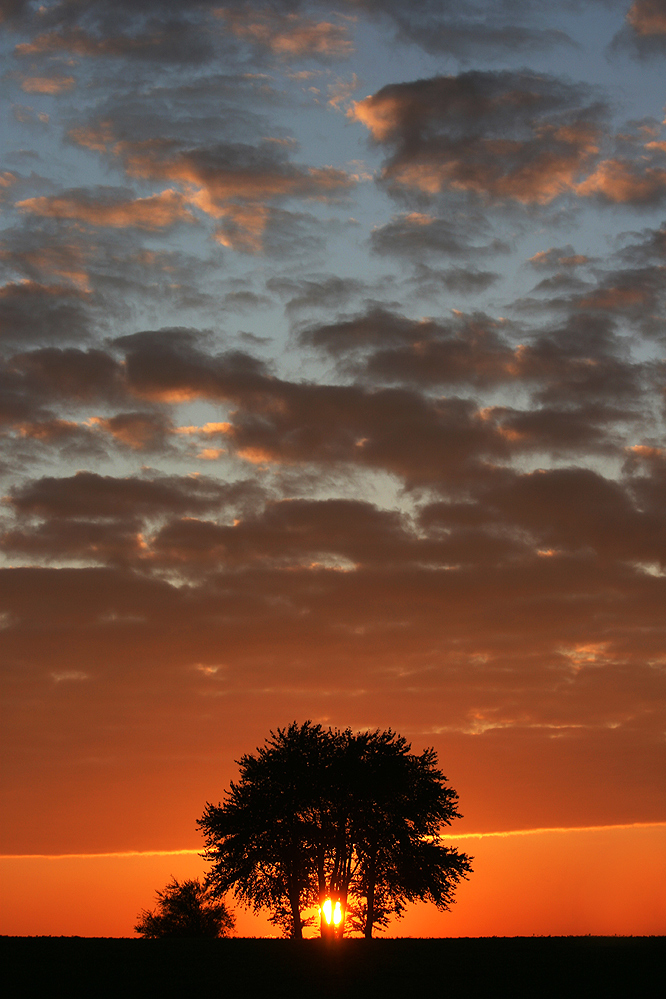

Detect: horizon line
[2,821,664,859]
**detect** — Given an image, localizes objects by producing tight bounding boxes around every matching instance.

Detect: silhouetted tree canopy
[134,876,235,938]
[198,721,472,938]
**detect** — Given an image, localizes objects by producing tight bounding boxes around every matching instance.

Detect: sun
[321,898,343,927]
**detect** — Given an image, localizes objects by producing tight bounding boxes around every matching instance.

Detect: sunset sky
[1,0,665,937]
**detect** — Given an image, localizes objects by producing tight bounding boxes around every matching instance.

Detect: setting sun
[320,899,343,927]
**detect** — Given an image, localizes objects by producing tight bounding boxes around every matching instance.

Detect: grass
[2,935,663,998]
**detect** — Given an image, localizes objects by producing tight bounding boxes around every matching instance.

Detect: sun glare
[320,898,343,926]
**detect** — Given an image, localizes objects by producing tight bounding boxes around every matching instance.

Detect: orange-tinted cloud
[351,71,604,204]
[67,122,116,154]
[214,203,270,253]
[611,0,666,55]
[4,245,91,291]
[17,187,198,230]
[120,140,353,209]
[64,128,354,249]
[627,0,666,36]
[216,9,354,58]
[578,285,648,309]
[14,27,152,58]
[576,158,666,205]
[20,75,76,94]
[87,412,174,450]
[529,247,589,269]
[13,21,214,64]
[17,418,84,442]
[297,305,646,415]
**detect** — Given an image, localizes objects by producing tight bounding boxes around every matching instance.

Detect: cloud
[350,0,575,59]
[1,241,91,292]
[0,0,32,26]
[6,346,124,403]
[627,0,666,35]
[485,466,666,566]
[5,470,258,521]
[514,231,666,339]
[150,497,422,570]
[369,212,511,259]
[1,518,148,564]
[2,305,645,485]
[298,306,518,387]
[351,71,606,205]
[615,222,666,265]
[87,411,174,451]
[423,266,500,295]
[18,187,198,230]
[108,327,510,483]
[611,0,666,58]
[1,0,664,864]
[0,281,93,347]
[297,304,647,410]
[13,10,219,64]
[119,139,354,209]
[1,216,223,325]
[2,0,578,70]
[63,127,354,250]
[116,327,272,403]
[478,402,635,456]
[528,246,591,270]
[267,274,367,315]
[19,75,76,94]
[8,458,664,578]
[576,158,666,207]
[215,8,354,59]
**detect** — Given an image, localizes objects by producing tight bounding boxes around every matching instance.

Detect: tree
[199,721,335,938]
[340,729,472,938]
[198,722,472,938]
[134,876,235,938]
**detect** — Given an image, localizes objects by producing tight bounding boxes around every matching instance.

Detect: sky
[0,0,665,937]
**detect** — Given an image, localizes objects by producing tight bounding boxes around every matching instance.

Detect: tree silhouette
[198,722,472,938]
[340,729,472,938]
[134,876,235,938]
[199,721,334,938]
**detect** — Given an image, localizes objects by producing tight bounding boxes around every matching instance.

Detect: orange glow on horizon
[1,823,664,939]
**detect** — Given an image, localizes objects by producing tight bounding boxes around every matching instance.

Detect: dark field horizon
[3,935,664,999]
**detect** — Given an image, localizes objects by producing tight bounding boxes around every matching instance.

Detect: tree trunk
[288,881,302,939]
[364,850,376,939]
[286,853,302,939]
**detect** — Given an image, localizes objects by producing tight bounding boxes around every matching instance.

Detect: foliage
[198,721,472,938]
[134,876,235,938]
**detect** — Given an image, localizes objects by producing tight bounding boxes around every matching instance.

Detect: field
[2,936,663,998]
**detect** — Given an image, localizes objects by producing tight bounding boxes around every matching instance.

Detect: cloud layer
[1,0,664,864]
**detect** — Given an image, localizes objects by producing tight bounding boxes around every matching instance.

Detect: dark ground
[2,936,663,999]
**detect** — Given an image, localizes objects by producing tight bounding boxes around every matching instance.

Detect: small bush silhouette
[134,876,235,938]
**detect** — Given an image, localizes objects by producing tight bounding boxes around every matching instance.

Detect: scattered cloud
[18,187,199,230]
[351,71,606,205]
[20,75,76,94]
[1,0,664,868]
[215,8,354,59]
